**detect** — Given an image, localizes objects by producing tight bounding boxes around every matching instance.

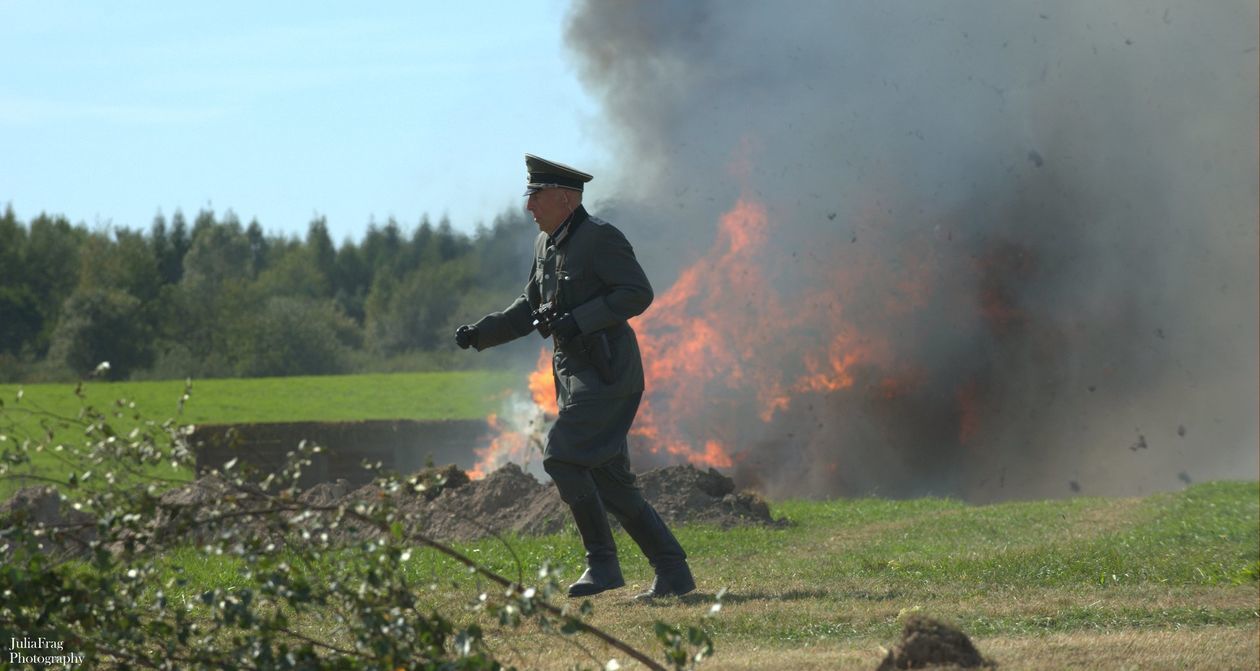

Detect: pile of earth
[303,462,784,544]
[0,486,96,557]
[876,615,996,670]
[1,464,783,552]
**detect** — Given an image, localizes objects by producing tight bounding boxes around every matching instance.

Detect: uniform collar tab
[549,205,589,246]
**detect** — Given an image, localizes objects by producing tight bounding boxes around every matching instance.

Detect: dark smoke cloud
[563,1,1258,500]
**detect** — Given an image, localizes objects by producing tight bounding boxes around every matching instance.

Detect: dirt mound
[1,463,782,551]
[876,615,996,670]
[156,473,278,538]
[298,478,356,507]
[0,486,96,556]
[410,463,568,541]
[402,462,782,542]
[160,473,239,507]
[228,462,781,543]
[638,465,776,528]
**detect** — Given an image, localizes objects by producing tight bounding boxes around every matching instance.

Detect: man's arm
[469,294,535,350]
[457,236,544,351]
[570,224,654,333]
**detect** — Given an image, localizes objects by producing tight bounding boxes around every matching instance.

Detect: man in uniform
[455,154,695,600]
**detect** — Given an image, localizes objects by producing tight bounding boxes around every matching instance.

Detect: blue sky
[0,1,606,242]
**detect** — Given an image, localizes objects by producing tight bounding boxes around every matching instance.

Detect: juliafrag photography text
[8,636,86,666]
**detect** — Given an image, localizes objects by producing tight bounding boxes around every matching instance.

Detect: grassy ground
[149,480,1259,670]
[0,370,520,430]
[0,371,520,496]
[5,376,1257,668]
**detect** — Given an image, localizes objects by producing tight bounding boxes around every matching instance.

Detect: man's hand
[455,325,478,350]
[550,313,580,341]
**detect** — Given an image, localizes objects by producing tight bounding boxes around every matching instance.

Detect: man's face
[525,188,573,235]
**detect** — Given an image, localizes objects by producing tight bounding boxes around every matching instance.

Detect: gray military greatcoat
[472,206,653,466]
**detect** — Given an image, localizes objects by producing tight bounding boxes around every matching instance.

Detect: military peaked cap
[524,153,593,195]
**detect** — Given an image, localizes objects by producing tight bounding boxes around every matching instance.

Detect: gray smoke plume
[563,1,1258,500]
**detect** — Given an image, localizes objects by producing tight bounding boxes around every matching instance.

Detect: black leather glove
[455,324,478,350]
[550,313,580,341]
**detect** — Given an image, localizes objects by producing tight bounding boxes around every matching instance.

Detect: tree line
[0,204,538,382]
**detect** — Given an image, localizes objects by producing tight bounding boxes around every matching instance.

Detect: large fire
[470,186,1002,496]
[626,196,896,468]
[466,348,556,479]
[471,194,884,476]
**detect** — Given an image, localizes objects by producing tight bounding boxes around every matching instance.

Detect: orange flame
[467,383,550,480]
[629,197,786,467]
[627,194,898,468]
[468,413,532,480]
[528,347,558,416]
[475,176,941,476]
[795,331,874,394]
[690,440,733,469]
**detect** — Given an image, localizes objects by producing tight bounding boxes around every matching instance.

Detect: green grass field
[4,374,1258,668]
[0,371,522,496]
[148,481,1259,670]
[0,370,520,430]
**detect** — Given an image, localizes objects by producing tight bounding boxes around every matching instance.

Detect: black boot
[619,503,695,599]
[566,495,625,597]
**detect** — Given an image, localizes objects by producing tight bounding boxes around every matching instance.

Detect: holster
[585,332,615,385]
[559,331,615,385]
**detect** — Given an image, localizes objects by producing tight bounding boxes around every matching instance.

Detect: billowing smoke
[557,1,1259,501]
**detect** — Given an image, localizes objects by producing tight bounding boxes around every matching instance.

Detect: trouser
[543,451,647,520]
[544,451,690,577]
